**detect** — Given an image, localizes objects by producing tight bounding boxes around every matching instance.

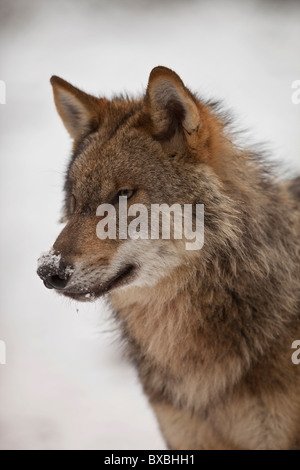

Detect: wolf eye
[118,189,135,200]
[70,194,76,214]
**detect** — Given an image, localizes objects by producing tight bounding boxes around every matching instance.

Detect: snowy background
[0,0,300,450]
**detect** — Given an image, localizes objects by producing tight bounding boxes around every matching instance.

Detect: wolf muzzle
[37,251,73,291]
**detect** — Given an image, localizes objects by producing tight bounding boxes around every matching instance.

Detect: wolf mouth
[62,263,136,301]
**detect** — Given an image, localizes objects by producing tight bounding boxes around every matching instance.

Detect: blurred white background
[0,0,299,450]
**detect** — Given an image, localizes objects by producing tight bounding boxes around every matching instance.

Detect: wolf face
[37,67,232,301]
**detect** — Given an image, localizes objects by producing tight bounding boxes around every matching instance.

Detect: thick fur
[38,67,300,449]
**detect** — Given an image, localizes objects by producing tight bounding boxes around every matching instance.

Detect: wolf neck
[109,266,249,410]
[110,261,264,370]
[110,266,195,365]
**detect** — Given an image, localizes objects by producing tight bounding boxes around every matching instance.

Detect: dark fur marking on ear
[153,99,186,142]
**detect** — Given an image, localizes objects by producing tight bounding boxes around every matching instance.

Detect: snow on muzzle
[37,249,74,290]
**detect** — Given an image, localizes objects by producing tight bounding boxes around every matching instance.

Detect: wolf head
[37,66,238,301]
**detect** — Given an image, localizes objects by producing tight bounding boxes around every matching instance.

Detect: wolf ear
[50,76,106,140]
[145,66,201,145]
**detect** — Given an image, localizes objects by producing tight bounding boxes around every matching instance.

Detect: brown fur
[38,67,300,449]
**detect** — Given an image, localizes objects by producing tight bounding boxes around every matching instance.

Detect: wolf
[37,66,300,449]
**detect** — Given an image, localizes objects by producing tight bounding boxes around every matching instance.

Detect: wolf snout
[37,249,74,291]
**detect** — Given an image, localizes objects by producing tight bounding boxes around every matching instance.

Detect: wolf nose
[38,266,73,290]
[43,274,70,290]
[37,250,73,291]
